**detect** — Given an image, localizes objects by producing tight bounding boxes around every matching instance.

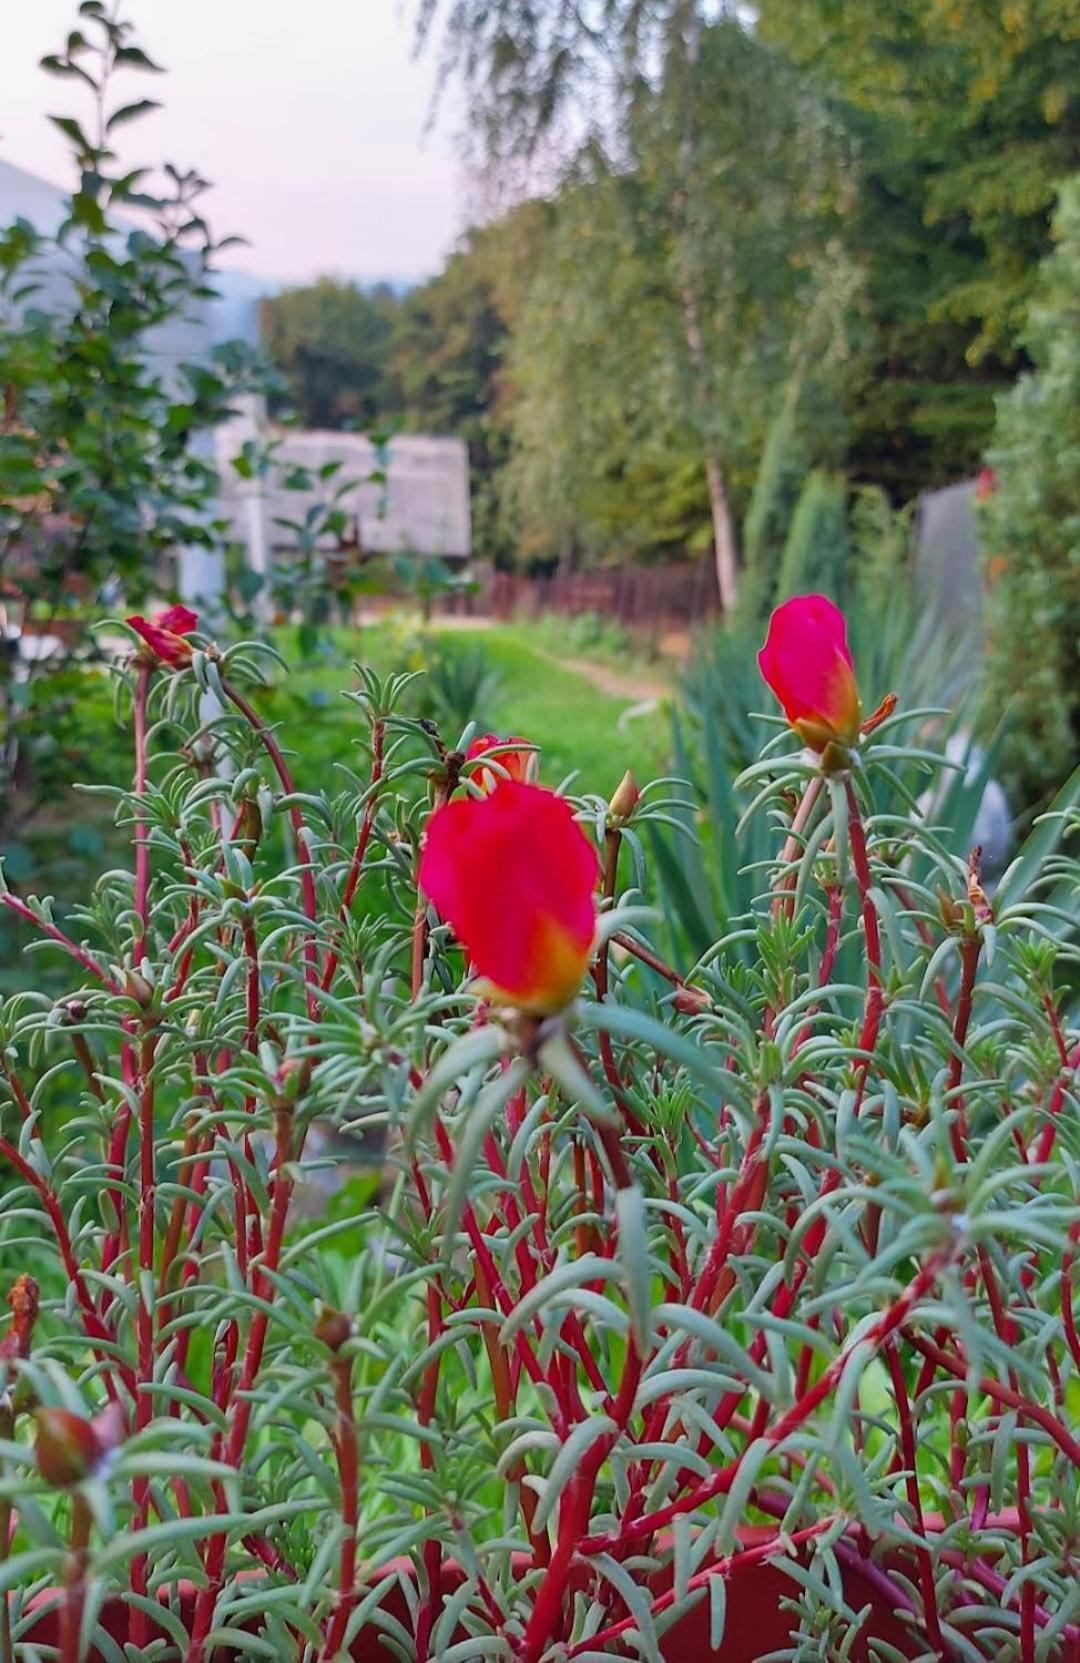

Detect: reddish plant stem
[132,661,151,962]
[609,931,687,988]
[773,776,824,918]
[587,1247,951,1554]
[518,1344,642,1663]
[900,1331,1080,1465]
[0,893,121,994]
[591,827,646,1136]
[844,780,883,1115]
[945,935,981,1161]
[565,1518,836,1658]
[1,1060,36,1129]
[883,1339,946,1653]
[220,678,320,1014]
[319,1349,360,1662]
[320,717,385,992]
[60,1493,91,1663]
[1061,1220,1080,1373]
[415,1280,444,1663]
[130,1028,160,1647]
[0,1133,129,1397]
[429,1119,561,1421]
[185,1096,295,1663]
[1031,1040,1079,1168]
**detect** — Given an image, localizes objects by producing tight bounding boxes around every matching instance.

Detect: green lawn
[5,618,675,934]
[259,618,673,798]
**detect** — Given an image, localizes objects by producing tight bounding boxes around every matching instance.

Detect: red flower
[419,780,599,1013]
[127,604,199,666]
[466,733,536,792]
[758,594,862,752]
[975,466,998,502]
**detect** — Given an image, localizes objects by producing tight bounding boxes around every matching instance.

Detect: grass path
[449,625,672,792]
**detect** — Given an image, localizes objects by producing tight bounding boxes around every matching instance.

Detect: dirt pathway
[530,647,669,704]
[419,615,673,703]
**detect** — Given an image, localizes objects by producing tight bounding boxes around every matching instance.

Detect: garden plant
[0,594,1077,1661]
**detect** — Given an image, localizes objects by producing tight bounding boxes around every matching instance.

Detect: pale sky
[0,0,465,284]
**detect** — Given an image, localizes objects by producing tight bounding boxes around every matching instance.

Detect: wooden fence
[441,559,718,630]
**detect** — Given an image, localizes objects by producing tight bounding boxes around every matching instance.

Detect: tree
[757,0,1080,496]
[776,471,851,605]
[0,6,260,841]
[260,279,402,429]
[391,229,512,561]
[418,1,857,608]
[489,21,855,586]
[979,176,1080,807]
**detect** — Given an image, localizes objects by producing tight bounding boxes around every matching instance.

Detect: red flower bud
[127,604,198,667]
[34,1405,122,1487]
[758,594,861,753]
[608,769,640,821]
[466,733,536,793]
[419,780,599,1014]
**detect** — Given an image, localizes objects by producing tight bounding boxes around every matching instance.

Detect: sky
[0,0,466,285]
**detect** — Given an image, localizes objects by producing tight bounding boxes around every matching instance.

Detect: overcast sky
[0,0,465,284]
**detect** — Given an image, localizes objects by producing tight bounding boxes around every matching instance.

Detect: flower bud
[420,781,599,1015]
[123,969,155,1008]
[315,1306,352,1353]
[35,1408,104,1487]
[608,770,640,822]
[673,985,711,1017]
[758,595,862,755]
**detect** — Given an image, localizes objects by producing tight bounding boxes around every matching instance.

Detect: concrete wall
[215,425,472,561]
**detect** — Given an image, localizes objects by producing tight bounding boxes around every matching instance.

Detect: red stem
[319,1352,360,1662]
[133,661,151,961]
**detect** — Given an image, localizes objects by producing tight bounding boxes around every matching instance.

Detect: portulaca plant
[0,595,1077,1663]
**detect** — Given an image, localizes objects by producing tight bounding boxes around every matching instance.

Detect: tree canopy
[255,0,1079,610]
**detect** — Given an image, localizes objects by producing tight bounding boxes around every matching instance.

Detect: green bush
[739,396,806,619]
[980,176,1080,808]
[776,468,851,604]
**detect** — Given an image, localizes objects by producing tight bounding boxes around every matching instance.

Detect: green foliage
[980,175,1080,809]
[758,0,1080,494]
[259,277,403,429]
[738,396,807,621]
[0,7,261,838]
[421,0,1078,520]
[849,483,915,619]
[776,470,851,605]
[410,631,503,734]
[1,615,1077,1657]
[392,230,512,562]
[499,20,854,572]
[657,594,982,962]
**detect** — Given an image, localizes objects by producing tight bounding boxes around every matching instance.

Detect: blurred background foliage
[257,0,1078,806]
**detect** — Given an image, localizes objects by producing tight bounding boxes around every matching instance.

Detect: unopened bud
[315,1306,352,1353]
[276,1057,307,1105]
[55,998,89,1027]
[123,970,154,1008]
[937,888,964,934]
[608,770,640,822]
[232,797,262,858]
[673,985,710,1017]
[35,1408,102,1487]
